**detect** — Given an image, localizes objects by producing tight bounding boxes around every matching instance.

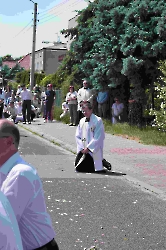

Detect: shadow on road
[76,171,126,176]
[107,171,126,176]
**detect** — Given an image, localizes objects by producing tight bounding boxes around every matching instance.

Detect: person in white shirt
[66,86,77,126]
[0,190,23,250]
[77,80,93,123]
[0,119,59,250]
[112,97,124,124]
[20,85,32,124]
[6,101,18,123]
[41,89,46,119]
[60,101,69,119]
[16,85,22,101]
[32,93,41,117]
[15,101,23,124]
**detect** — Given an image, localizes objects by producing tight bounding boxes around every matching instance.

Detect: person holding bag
[66,86,78,126]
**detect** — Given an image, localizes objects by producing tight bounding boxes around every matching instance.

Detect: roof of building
[18,53,30,63]
[2,60,18,69]
[29,47,67,54]
[68,14,79,22]
[18,54,30,70]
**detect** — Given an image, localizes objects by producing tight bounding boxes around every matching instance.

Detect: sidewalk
[18,118,166,197]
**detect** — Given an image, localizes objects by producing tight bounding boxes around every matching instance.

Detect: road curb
[18,124,77,155]
[123,175,166,200]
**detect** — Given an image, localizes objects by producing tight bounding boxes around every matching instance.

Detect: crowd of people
[0,79,126,127]
[60,79,125,125]
[0,83,56,125]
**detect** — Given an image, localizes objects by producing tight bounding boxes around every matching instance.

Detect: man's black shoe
[23,122,26,124]
[102,159,112,171]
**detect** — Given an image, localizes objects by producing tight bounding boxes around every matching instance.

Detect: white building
[29,43,67,75]
[67,15,79,50]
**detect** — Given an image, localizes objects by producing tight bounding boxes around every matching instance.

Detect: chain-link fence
[54,89,62,107]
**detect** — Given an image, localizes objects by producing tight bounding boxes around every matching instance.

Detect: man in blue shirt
[97,88,109,119]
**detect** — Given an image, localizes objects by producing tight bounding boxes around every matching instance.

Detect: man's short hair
[0,121,20,148]
[80,101,93,110]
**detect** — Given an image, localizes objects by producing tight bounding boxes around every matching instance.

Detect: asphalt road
[19,127,166,250]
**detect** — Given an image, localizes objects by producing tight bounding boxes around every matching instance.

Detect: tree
[2,54,14,61]
[0,57,2,67]
[50,50,83,90]
[149,60,166,131]
[61,0,166,124]
[39,74,54,88]
[7,63,24,80]
[15,70,46,86]
[14,56,24,61]
[0,65,10,78]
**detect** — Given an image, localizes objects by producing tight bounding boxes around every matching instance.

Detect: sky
[0,0,89,58]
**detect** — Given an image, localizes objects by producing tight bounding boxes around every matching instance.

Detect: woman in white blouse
[66,86,78,126]
[112,97,124,124]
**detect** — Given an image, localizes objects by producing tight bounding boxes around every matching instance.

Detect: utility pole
[30,1,37,91]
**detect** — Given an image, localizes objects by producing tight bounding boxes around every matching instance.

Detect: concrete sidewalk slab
[18,118,166,197]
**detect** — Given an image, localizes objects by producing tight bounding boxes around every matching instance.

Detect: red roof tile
[18,54,30,70]
[2,61,17,69]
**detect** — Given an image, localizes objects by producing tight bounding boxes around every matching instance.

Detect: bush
[149,84,166,131]
[7,81,19,92]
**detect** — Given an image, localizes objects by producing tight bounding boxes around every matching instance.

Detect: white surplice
[75,113,105,171]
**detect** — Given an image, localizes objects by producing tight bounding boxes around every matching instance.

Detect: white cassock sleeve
[75,123,84,153]
[87,119,105,154]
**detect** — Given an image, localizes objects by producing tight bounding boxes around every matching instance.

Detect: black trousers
[75,152,95,173]
[0,104,4,119]
[22,100,31,122]
[77,110,84,124]
[45,102,53,120]
[34,239,59,250]
[3,112,10,118]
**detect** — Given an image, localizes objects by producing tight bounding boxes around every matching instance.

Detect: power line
[13,20,33,38]
[38,0,69,17]
[38,1,69,20]
[38,0,82,25]
[24,24,33,33]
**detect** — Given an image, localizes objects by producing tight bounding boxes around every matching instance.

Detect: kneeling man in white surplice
[75,101,112,173]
